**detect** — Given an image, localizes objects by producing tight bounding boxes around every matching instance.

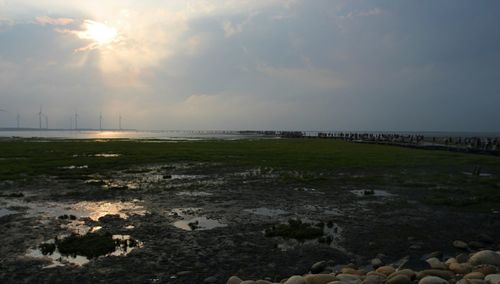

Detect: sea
[0,129,498,140]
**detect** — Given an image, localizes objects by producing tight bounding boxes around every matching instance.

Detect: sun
[78,20,118,46]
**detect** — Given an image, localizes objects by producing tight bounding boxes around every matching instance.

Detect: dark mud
[1,162,499,283]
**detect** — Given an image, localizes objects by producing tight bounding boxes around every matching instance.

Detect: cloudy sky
[0,0,499,131]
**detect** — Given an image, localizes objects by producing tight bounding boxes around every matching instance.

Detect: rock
[371,258,384,269]
[418,276,449,284]
[304,274,338,284]
[204,276,217,283]
[386,275,412,284]
[475,265,499,276]
[363,273,386,284]
[176,271,193,277]
[227,276,243,284]
[457,254,470,263]
[311,261,328,274]
[376,266,396,276]
[449,262,473,274]
[457,279,487,284]
[255,281,272,284]
[485,274,500,284]
[470,251,500,266]
[426,258,447,270]
[423,252,444,260]
[388,269,416,281]
[445,258,458,265]
[464,272,485,280]
[335,273,361,284]
[341,268,363,276]
[285,276,306,284]
[454,240,469,250]
[417,270,455,281]
[241,281,256,284]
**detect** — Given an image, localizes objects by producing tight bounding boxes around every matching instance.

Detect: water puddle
[169,208,226,231]
[94,153,121,158]
[462,172,493,177]
[176,191,213,197]
[60,165,88,170]
[350,189,396,197]
[244,207,288,217]
[26,233,142,267]
[0,208,17,217]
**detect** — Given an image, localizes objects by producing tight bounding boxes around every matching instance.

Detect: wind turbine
[38,106,43,129]
[75,112,79,130]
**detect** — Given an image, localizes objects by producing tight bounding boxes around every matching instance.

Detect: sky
[0,0,499,131]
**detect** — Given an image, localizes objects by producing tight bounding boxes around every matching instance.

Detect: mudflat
[0,138,499,283]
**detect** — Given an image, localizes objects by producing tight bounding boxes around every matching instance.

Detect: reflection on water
[26,234,142,267]
[0,200,146,221]
[173,216,226,231]
[0,208,16,217]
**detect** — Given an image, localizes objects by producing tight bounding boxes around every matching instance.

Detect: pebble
[255,281,272,284]
[386,274,412,284]
[304,274,338,284]
[418,276,449,284]
[454,240,469,250]
[470,251,500,266]
[457,254,470,263]
[485,274,500,284]
[426,258,447,270]
[227,276,243,284]
[376,266,396,276]
[475,265,499,276]
[449,262,473,274]
[363,273,386,284]
[417,270,455,281]
[240,281,256,284]
[311,261,328,274]
[285,275,306,284]
[465,272,486,280]
[335,273,361,284]
[388,269,416,281]
[204,276,218,283]
[371,258,384,269]
[457,279,487,284]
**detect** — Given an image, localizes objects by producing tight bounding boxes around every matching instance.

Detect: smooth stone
[423,252,444,260]
[304,274,338,284]
[240,281,256,284]
[285,276,306,284]
[457,254,470,263]
[329,281,353,284]
[419,276,449,284]
[376,266,396,276]
[363,274,386,284]
[465,272,486,280]
[341,268,363,276]
[485,274,500,284]
[227,276,243,284]
[417,270,455,281]
[371,258,384,269]
[454,241,469,249]
[204,276,218,283]
[312,261,328,274]
[388,270,416,280]
[255,281,272,284]
[335,273,361,284]
[449,262,473,274]
[457,279,487,284]
[427,258,447,270]
[470,251,500,266]
[386,274,412,284]
[446,258,458,265]
[475,265,499,276]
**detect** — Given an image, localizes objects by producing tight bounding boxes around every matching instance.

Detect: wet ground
[0,161,499,283]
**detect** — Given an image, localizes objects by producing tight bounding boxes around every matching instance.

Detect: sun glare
[78,20,118,46]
